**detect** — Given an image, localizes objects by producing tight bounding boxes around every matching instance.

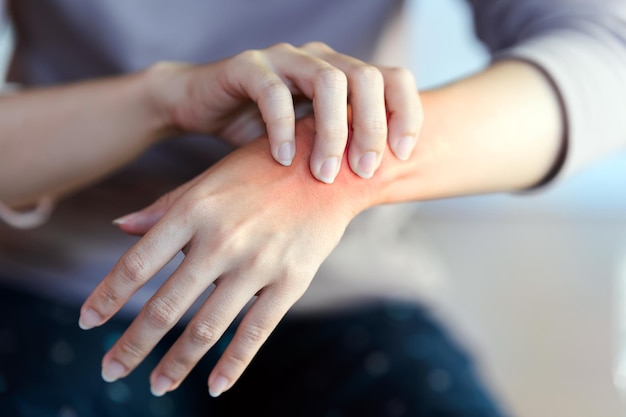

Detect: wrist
[370,87,511,205]
[372,61,566,205]
[371,90,446,205]
[260,115,382,220]
[140,61,193,141]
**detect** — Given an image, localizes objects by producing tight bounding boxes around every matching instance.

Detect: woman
[1,0,624,415]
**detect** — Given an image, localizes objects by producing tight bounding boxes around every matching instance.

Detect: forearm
[372,60,565,206]
[0,68,171,207]
[237,59,565,215]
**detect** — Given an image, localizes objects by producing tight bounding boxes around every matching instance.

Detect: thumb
[112,196,170,236]
[112,176,200,235]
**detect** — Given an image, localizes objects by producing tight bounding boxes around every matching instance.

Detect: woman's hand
[78,115,381,397]
[150,42,422,183]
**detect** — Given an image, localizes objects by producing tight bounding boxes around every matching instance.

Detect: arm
[0,72,167,208]
[467,0,626,180]
[78,0,626,399]
[380,0,626,200]
[375,60,564,205]
[77,59,564,398]
[0,43,421,212]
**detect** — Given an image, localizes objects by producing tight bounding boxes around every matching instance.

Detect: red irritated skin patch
[114,113,379,236]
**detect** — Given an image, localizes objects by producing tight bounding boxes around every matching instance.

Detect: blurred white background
[1,1,625,416]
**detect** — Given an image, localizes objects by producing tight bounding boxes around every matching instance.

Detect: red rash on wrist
[285,115,385,212]
[229,113,392,220]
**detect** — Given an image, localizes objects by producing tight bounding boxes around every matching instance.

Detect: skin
[78,60,564,397]
[0,42,420,209]
[84,119,368,397]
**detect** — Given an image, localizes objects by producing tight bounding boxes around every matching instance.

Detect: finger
[263,43,349,183]
[207,286,299,397]
[100,245,225,384]
[380,66,422,160]
[114,176,203,235]
[301,43,387,179]
[309,68,348,184]
[78,215,192,330]
[343,63,386,179]
[148,274,257,397]
[226,50,296,166]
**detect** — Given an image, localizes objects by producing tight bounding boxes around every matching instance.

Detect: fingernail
[102,360,126,383]
[151,375,173,397]
[209,375,229,398]
[277,141,294,166]
[356,152,378,179]
[78,308,102,330]
[112,214,135,226]
[394,135,415,161]
[319,157,339,184]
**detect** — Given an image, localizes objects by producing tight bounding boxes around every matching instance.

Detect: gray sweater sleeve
[467,0,626,180]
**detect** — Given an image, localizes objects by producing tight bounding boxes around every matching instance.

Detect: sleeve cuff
[494,28,626,182]
[0,196,54,229]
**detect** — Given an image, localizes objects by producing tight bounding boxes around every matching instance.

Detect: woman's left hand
[78,115,379,397]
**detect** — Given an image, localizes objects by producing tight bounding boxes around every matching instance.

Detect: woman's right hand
[148,42,422,183]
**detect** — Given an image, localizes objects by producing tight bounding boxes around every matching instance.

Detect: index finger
[225,50,296,166]
[253,43,349,184]
[78,217,191,330]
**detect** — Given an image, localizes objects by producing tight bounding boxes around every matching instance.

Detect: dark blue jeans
[0,286,509,417]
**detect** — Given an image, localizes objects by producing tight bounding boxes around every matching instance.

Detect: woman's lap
[0,286,508,417]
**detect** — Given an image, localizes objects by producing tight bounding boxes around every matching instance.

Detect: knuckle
[266,110,295,126]
[233,49,263,65]
[269,42,296,53]
[183,194,212,219]
[301,41,332,53]
[180,196,221,228]
[276,274,309,301]
[356,119,387,142]
[314,66,347,90]
[241,322,270,347]
[164,354,195,376]
[223,350,248,372]
[118,249,150,284]
[386,66,415,84]
[99,284,120,308]
[143,296,179,330]
[317,123,348,143]
[260,78,290,102]
[351,64,383,86]
[117,338,145,361]
[214,230,246,258]
[188,317,220,347]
